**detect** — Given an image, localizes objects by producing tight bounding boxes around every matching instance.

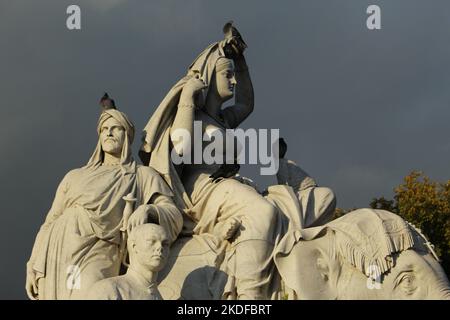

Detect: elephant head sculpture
[275,209,450,300]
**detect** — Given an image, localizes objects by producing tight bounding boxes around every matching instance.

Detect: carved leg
[234,240,275,300]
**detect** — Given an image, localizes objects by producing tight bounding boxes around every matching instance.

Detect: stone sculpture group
[26,23,450,300]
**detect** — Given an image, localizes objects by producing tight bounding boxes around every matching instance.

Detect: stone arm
[169,78,205,157]
[222,57,254,128]
[170,102,195,157]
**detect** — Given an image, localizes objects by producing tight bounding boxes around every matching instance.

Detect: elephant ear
[278,232,339,299]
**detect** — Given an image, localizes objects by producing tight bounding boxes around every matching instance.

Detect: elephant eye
[395,271,418,295]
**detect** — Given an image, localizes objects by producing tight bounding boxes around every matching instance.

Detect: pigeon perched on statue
[222,21,247,60]
[99,92,116,111]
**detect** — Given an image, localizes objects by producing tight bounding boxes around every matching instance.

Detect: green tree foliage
[389,171,450,275]
[334,171,450,275]
[369,196,398,213]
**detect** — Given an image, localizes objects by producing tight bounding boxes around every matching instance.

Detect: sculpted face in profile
[210,58,237,103]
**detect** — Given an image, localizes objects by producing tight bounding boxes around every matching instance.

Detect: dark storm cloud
[1,0,449,298]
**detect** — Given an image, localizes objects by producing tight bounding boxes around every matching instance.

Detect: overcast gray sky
[1,0,449,299]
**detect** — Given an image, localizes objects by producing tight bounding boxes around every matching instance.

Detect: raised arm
[170,77,206,156]
[222,56,254,128]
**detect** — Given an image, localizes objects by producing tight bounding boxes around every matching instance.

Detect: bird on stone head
[99,92,116,111]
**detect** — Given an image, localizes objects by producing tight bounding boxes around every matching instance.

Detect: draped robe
[28,109,183,300]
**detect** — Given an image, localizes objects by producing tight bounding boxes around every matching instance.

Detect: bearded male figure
[26,103,183,300]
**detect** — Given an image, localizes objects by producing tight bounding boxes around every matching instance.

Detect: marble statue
[156,144,338,300]
[26,102,183,300]
[143,24,449,300]
[273,138,336,229]
[26,23,450,300]
[139,23,342,300]
[275,209,450,300]
[88,224,169,300]
[139,22,282,300]
[157,207,450,299]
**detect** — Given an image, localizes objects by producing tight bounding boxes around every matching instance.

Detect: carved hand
[223,217,241,241]
[180,77,207,106]
[25,262,38,300]
[127,204,152,233]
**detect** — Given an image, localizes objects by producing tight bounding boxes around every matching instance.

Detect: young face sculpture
[129,224,170,273]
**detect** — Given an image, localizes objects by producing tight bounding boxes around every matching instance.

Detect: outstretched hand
[127,204,160,233]
[127,205,150,233]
